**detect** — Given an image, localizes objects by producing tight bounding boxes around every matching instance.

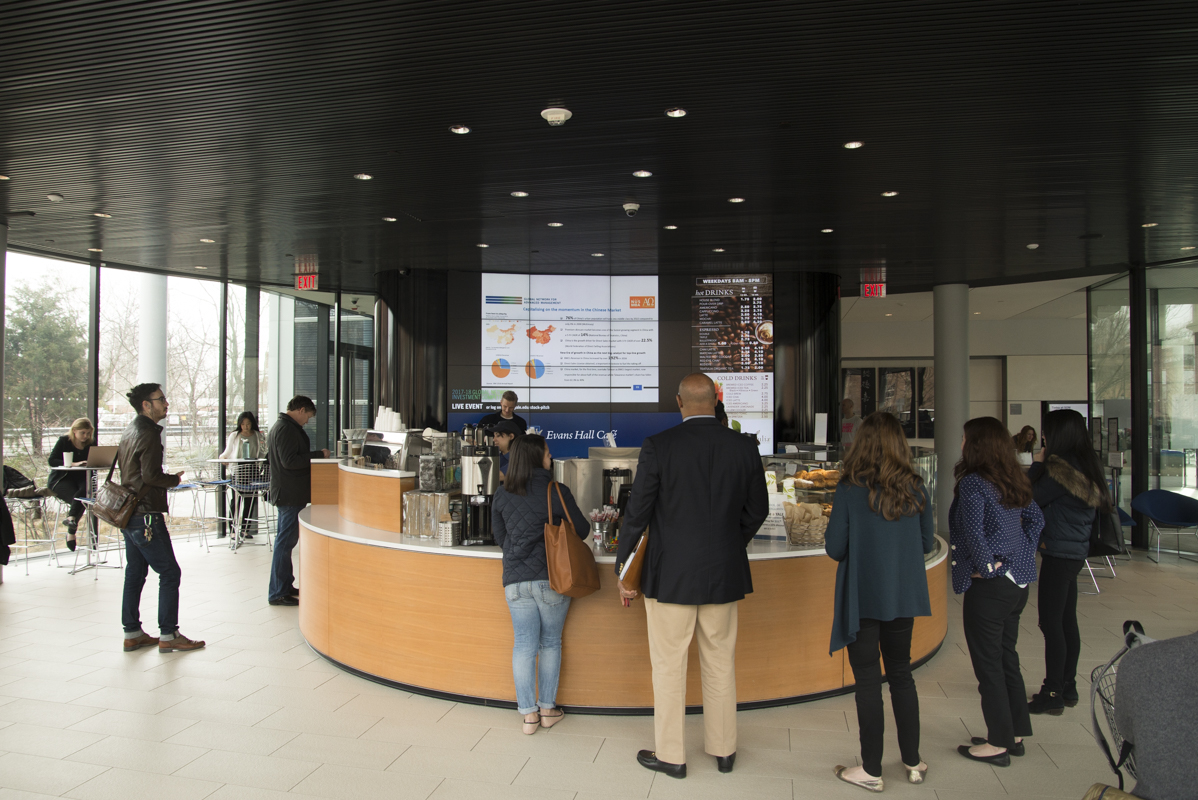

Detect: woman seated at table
[219,411,267,539]
[47,418,94,551]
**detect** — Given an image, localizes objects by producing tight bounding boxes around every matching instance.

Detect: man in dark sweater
[478,390,528,433]
[1114,630,1198,800]
[266,395,330,606]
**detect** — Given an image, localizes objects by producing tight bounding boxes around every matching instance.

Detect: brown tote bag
[545,481,601,598]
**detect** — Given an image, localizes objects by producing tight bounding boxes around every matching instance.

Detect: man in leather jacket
[117,383,205,654]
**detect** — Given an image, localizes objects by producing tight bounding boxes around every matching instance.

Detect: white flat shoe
[906,761,928,784]
[834,765,884,793]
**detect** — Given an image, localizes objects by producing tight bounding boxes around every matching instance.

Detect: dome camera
[623,202,640,218]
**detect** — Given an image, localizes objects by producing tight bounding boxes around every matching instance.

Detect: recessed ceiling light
[665,107,687,118]
[973,311,981,315]
[540,107,572,126]
[1141,222,1158,227]
[476,243,489,248]
[449,125,471,134]
[194,265,208,270]
[712,248,725,252]
[591,253,605,257]
[633,170,653,178]
[821,228,833,233]
[93,212,111,218]
[382,217,397,222]
[663,225,678,230]
[728,197,745,203]
[1182,246,1196,250]
[844,141,864,149]
[1026,243,1039,249]
[200,238,215,243]
[0,175,10,180]
[510,191,529,197]
[547,222,564,227]
[47,193,64,202]
[353,173,372,180]
[881,191,898,197]
[885,313,893,317]
[87,248,102,252]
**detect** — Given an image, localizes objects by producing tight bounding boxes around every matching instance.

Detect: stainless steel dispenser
[460,444,500,546]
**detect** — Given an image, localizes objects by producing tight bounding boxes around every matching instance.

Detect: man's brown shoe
[122,632,159,652]
[159,634,206,653]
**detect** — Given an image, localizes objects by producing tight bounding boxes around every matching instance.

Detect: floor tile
[174,749,321,791]
[63,767,222,800]
[68,708,198,742]
[0,752,109,795]
[153,675,268,702]
[158,696,281,726]
[255,706,382,738]
[270,732,407,770]
[166,719,300,756]
[290,763,443,800]
[515,757,655,796]
[242,684,356,711]
[75,685,189,715]
[473,726,606,762]
[387,744,527,782]
[430,779,575,800]
[0,722,106,758]
[0,698,105,728]
[65,733,209,774]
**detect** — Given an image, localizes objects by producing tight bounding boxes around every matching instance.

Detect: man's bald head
[676,373,718,417]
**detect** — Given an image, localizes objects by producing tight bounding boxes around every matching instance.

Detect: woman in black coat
[47,418,94,550]
[491,434,589,736]
[1027,409,1109,715]
[826,412,935,792]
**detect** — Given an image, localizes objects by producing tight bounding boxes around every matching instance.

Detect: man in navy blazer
[617,373,769,778]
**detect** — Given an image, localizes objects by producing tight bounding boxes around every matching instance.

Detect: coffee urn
[460,444,501,546]
[602,467,633,506]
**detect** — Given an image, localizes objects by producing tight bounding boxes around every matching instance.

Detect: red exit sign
[861,283,887,298]
[295,274,319,291]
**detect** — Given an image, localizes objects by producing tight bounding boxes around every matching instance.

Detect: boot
[1028,691,1065,716]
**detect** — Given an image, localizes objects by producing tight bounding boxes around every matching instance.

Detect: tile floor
[1,534,1195,800]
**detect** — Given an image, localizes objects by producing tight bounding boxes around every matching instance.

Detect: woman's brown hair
[840,411,926,521]
[503,434,547,496]
[955,416,1033,508]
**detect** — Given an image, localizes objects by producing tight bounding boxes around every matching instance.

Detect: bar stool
[5,496,49,575]
[229,461,271,551]
[167,481,207,552]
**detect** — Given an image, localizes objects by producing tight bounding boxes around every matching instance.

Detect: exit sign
[861,283,887,298]
[295,274,319,291]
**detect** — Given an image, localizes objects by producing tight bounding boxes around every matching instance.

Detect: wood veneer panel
[298,526,329,653]
[311,463,340,506]
[338,471,415,533]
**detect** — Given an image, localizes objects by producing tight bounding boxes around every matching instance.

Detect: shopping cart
[1089,620,1155,792]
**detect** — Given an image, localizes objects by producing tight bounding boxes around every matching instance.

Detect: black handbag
[1089,508,1124,558]
[92,455,143,530]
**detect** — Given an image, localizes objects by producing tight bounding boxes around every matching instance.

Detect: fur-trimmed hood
[1044,455,1104,509]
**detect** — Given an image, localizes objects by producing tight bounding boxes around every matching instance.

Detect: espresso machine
[460,443,500,546]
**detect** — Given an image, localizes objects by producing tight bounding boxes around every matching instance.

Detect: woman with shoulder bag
[826,412,935,793]
[491,434,589,735]
[951,417,1045,767]
[1027,409,1109,715]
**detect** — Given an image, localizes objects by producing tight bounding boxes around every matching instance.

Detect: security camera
[623,203,640,218]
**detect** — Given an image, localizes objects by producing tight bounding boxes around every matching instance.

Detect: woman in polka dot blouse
[949,417,1045,769]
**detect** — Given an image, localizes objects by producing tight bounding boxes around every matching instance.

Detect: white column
[933,283,970,535]
[137,273,168,385]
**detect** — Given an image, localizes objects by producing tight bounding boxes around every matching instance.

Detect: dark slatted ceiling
[2,0,1198,293]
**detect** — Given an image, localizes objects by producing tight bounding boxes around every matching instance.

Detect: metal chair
[167,481,208,552]
[5,496,49,574]
[229,461,272,552]
[1130,490,1198,564]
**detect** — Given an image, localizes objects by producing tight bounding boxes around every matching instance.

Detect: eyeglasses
[148,395,167,404]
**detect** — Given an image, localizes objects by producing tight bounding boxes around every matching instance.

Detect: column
[137,273,168,385]
[933,283,970,535]
[1129,266,1149,546]
[244,285,260,416]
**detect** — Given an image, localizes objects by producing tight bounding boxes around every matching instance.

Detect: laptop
[83,446,118,468]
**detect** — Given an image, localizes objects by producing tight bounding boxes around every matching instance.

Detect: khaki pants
[644,597,738,764]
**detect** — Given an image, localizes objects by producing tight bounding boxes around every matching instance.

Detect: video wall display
[448,272,774,456]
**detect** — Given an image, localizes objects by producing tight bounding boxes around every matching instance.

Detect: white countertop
[336,461,416,478]
[311,458,342,464]
[299,505,947,568]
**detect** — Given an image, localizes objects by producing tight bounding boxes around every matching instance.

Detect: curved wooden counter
[299,501,949,711]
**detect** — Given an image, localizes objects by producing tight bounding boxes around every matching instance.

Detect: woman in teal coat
[825,411,936,793]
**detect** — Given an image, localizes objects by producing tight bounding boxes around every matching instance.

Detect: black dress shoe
[637,750,686,779]
[971,736,1024,756]
[287,588,300,598]
[268,596,299,606]
[716,753,735,773]
[957,744,1011,767]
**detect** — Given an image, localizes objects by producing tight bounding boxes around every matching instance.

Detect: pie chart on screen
[525,359,545,379]
[491,359,511,378]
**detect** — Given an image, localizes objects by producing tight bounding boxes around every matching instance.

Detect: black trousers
[48,474,86,521]
[962,577,1034,749]
[1037,554,1084,695]
[846,617,921,777]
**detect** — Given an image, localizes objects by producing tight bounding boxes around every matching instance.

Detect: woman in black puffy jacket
[1027,409,1109,715]
[491,433,589,735]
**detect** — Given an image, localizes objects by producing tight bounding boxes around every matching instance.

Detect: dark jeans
[1038,554,1084,695]
[846,617,921,777]
[121,513,181,637]
[49,474,86,521]
[270,505,301,601]
[962,577,1034,749]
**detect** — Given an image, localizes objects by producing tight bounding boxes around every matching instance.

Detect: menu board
[692,275,774,453]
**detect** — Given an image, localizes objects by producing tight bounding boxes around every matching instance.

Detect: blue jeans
[270,506,301,601]
[504,580,571,714]
[121,514,181,637]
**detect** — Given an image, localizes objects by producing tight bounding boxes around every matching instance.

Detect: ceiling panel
[2,0,1197,293]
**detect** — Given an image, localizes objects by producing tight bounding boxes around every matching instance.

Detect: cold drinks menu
[693,275,774,453]
[480,274,659,405]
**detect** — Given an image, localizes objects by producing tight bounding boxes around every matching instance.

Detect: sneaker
[159,634,206,653]
[1028,692,1065,716]
[122,632,159,652]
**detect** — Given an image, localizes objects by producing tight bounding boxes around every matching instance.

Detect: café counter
[298,462,949,710]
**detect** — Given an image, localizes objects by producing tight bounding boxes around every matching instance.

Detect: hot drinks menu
[692,275,774,453]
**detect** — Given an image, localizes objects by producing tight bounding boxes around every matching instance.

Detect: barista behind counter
[491,420,524,478]
[477,391,528,433]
